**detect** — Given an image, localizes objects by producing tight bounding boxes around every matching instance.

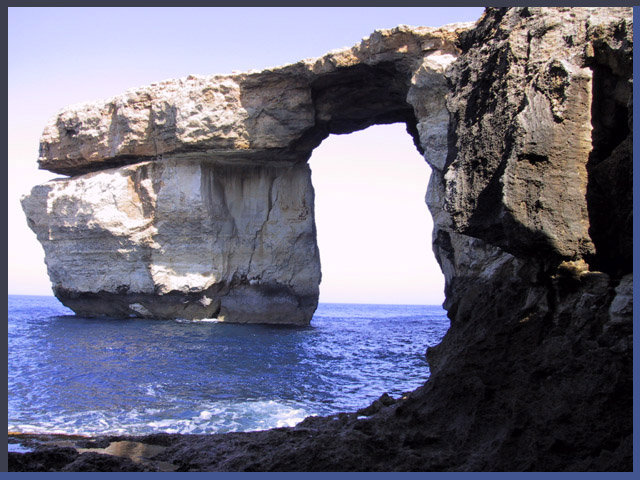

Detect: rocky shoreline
[8,393,406,472]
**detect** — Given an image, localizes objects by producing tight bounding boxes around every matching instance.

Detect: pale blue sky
[8,7,484,304]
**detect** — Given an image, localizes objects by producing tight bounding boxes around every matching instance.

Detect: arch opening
[308,122,444,306]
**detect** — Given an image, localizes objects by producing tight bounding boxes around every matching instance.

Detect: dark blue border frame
[3,2,638,476]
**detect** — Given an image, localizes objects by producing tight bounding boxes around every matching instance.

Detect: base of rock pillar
[53,284,317,326]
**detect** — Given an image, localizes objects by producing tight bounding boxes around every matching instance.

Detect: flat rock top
[36,22,473,176]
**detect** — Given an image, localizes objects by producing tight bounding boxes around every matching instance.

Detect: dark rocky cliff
[153,9,633,470]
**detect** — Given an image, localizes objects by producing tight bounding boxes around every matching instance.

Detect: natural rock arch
[23,23,462,324]
[20,8,633,470]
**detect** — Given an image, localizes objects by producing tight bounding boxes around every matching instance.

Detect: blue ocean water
[8,295,449,437]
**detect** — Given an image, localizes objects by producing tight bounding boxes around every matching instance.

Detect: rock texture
[35,23,466,177]
[18,6,633,471]
[23,21,468,323]
[22,160,320,322]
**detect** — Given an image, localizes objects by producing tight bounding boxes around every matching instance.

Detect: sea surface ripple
[8,295,449,436]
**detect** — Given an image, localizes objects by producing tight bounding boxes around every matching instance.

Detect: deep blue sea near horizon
[8,295,449,439]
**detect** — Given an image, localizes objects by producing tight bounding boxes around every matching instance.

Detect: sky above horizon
[8,6,484,305]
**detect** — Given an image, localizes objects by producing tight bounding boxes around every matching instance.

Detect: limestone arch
[23,25,463,324]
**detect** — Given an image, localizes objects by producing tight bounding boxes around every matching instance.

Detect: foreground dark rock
[14,7,633,472]
[8,448,155,472]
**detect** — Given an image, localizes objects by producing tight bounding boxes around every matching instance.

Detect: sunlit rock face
[22,22,470,324]
[36,24,470,177]
[22,160,319,323]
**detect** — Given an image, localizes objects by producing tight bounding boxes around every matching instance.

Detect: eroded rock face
[421,8,633,470]
[23,159,320,323]
[19,7,633,471]
[442,7,632,262]
[36,23,469,176]
[23,22,470,324]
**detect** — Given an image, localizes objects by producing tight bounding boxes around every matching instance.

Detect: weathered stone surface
[8,447,155,472]
[18,6,633,472]
[442,7,633,262]
[37,23,469,176]
[23,159,320,323]
[421,8,633,470]
[24,22,469,323]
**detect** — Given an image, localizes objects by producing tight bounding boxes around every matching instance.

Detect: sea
[8,295,449,439]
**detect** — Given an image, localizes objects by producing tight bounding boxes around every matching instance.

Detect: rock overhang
[37,22,471,177]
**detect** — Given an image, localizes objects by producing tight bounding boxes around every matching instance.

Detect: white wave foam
[198,410,213,421]
[173,317,220,324]
[9,399,317,437]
